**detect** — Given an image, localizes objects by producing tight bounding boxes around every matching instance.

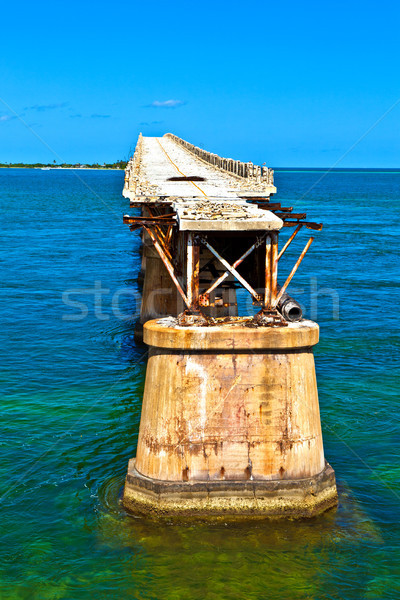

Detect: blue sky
[1,0,399,166]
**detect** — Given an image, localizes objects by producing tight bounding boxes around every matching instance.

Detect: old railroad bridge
[121,133,338,519]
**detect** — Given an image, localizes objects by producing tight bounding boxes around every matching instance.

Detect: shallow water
[0,168,399,599]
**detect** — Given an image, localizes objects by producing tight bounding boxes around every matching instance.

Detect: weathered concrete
[123,318,338,518]
[175,200,283,231]
[164,133,276,192]
[124,136,276,202]
[123,460,337,519]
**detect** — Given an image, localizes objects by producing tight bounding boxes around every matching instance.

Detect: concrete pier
[123,318,337,518]
[122,133,337,519]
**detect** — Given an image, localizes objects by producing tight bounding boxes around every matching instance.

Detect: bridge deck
[140,137,255,199]
[124,136,281,231]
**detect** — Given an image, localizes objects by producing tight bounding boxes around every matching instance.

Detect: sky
[1,0,399,167]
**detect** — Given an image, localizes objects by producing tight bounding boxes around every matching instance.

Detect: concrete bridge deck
[137,136,269,199]
[123,134,276,201]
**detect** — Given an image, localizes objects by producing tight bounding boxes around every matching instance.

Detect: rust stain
[187,444,202,456]
[202,444,209,460]
[259,401,272,426]
[277,438,294,454]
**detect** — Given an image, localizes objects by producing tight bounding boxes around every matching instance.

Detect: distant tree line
[0,160,128,169]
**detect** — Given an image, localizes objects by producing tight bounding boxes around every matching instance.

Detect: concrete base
[123,459,337,520]
[123,318,338,519]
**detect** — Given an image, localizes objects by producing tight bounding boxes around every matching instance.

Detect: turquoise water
[1,168,399,599]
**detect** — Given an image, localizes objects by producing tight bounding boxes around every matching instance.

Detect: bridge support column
[123,318,337,519]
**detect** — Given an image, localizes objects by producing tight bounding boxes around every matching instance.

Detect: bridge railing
[124,133,143,193]
[164,133,274,186]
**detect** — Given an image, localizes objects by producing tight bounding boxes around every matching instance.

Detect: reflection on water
[93,479,384,600]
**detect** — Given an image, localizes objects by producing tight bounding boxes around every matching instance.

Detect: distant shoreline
[0,165,124,172]
[0,160,127,170]
[0,166,123,171]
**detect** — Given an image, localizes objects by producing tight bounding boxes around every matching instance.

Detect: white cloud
[149,99,185,108]
[0,115,15,122]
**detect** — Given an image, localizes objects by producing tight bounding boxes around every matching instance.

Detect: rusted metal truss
[124,192,321,326]
[198,236,264,305]
[240,196,323,231]
[274,237,314,306]
[199,236,265,300]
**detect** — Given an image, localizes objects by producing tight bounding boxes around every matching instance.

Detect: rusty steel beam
[275,212,307,220]
[278,224,303,260]
[157,233,174,263]
[201,236,265,298]
[283,221,323,231]
[258,203,294,212]
[264,232,279,309]
[131,207,175,263]
[274,205,293,212]
[145,220,174,263]
[165,224,174,246]
[145,206,169,245]
[123,216,175,225]
[259,202,282,210]
[144,226,190,309]
[274,237,314,306]
[186,232,200,309]
[145,207,176,220]
[199,237,263,303]
[239,196,270,201]
[271,231,278,306]
[265,234,272,308]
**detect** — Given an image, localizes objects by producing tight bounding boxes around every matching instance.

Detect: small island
[0,160,127,169]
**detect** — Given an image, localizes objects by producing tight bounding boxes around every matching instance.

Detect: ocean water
[0,167,399,600]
